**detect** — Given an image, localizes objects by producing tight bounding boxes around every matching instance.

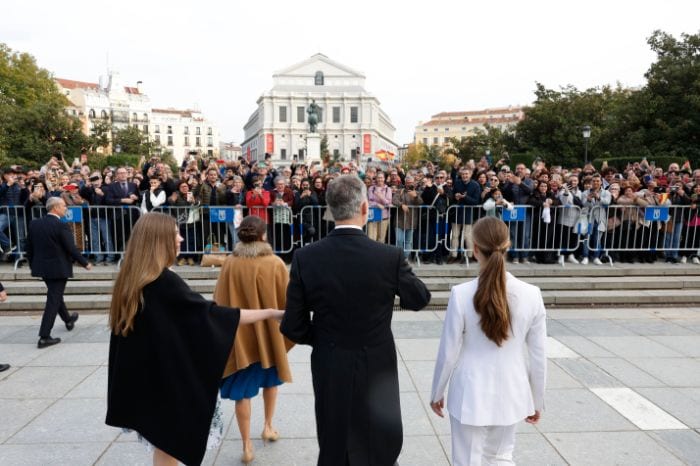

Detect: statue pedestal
[306,133,321,163]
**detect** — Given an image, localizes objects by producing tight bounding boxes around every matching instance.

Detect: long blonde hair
[109,212,178,336]
[472,216,511,346]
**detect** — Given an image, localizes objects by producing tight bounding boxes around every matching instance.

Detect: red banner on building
[265,134,274,154]
[363,134,371,154]
[246,146,251,161]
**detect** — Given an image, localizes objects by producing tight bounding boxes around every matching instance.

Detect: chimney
[137,81,143,94]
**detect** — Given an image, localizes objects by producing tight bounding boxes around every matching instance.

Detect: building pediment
[273,53,365,79]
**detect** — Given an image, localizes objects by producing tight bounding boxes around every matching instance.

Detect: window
[196,127,201,135]
[142,125,148,133]
[332,107,340,123]
[101,110,108,119]
[133,124,138,129]
[297,106,305,123]
[350,106,358,123]
[351,148,358,159]
[445,128,449,131]
[433,137,438,144]
[155,125,160,133]
[167,125,173,134]
[207,137,213,147]
[154,135,161,144]
[196,137,201,147]
[279,106,287,123]
[298,148,305,159]
[423,138,428,145]
[133,112,137,121]
[317,107,323,123]
[89,109,96,118]
[314,71,324,85]
[333,149,340,157]
[280,149,287,160]
[184,126,189,135]
[184,136,189,146]
[444,137,450,144]
[143,113,148,121]
[207,149,213,157]
[207,127,212,136]
[167,136,173,146]
[423,128,428,132]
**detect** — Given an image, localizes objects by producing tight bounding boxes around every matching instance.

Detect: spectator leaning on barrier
[140,177,167,214]
[664,180,691,263]
[270,175,295,261]
[367,171,392,243]
[556,174,584,264]
[449,168,482,264]
[170,179,201,266]
[502,165,534,264]
[0,166,29,260]
[581,174,612,265]
[392,174,423,261]
[294,178,319,242]
[80,172,115,265]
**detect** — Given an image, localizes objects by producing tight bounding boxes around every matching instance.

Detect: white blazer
[430,272,547,426]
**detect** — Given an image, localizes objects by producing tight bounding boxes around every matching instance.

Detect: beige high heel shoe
[241,440,254,464]
[261,427,280,444]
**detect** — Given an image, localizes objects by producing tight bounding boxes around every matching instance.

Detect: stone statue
[307,100,320,133]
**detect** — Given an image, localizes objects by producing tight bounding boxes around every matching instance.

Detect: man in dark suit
[282,175,431,466]
[26,197,91,348]
[104,166,140,252]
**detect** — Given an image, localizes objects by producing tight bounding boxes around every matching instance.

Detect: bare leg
[153,447,178,466]
[262,386,279,440]
[235,399,254,461]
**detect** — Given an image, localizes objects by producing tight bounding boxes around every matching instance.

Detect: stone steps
[1,264,699,312]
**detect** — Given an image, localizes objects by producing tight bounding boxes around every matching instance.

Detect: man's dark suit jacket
[26,214,88,279]
[104,181,139,206]
[281,227,431,466]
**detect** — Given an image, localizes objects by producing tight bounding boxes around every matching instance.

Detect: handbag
[574,214,590,235]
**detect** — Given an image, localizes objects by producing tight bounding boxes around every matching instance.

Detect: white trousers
[450,416,517,466]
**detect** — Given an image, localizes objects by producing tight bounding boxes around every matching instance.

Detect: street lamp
[582,125,591,165]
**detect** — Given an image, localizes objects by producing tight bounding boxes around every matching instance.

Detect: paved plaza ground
[1,305,699,465]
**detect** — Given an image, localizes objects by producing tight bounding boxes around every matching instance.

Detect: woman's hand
[430,398,444,418]
[525,410,541,424]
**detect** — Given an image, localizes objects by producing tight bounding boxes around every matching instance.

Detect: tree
[0,43,86,167]
[112,125,154,156]
[87,119,112,153]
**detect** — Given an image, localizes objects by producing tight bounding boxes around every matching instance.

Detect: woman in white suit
[430,216,547,466]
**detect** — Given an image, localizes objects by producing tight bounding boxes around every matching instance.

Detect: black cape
[106,268,240,466]
[282,228,431,465]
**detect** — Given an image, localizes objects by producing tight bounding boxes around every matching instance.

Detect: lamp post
[582,125,591,165]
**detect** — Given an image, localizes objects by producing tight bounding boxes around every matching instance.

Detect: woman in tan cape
[214,215,293,464]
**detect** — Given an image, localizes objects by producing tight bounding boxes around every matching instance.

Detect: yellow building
[414,106,524,146]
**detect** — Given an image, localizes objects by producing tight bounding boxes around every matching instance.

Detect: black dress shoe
[65,313,79,331]
[0,363,10,372]
[37,337,61,348]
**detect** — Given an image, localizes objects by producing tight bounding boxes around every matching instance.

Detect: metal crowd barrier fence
[588,204,700,265]
[5,203,699,269]
[31,205,141,266]
[0,205,29,269]
[153,205,296,256]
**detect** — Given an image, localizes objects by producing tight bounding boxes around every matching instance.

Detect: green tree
[112,125,154,156]
[87,119,112,153]
[0,43,86,167]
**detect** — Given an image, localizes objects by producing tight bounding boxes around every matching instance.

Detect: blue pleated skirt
[220,362,283,401]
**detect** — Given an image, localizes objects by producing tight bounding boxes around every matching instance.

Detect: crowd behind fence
[1,203,699,270]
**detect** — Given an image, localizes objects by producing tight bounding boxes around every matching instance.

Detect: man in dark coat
[282,175,431,466]
[26,197,91,348]
[104,166,140,252]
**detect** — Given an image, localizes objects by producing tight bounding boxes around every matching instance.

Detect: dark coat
[26,214,88,279]
[104,181,139,206]
[106,269,240,466]
[281,228,431,466]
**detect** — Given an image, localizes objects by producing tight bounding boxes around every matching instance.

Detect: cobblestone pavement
[1,306,699,465]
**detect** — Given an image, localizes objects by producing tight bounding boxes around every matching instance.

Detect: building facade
[220,142,242,160]
[241,54,397,164]
[55,72,219,164]
[414,106,524,147]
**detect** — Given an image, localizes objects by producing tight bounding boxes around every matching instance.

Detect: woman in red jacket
[245,177,271,224]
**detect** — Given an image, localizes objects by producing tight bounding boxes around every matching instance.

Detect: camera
[89,175,100,182]
[670,186,679,192]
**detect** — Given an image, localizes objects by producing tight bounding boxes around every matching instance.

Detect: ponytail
[472,217,511,346]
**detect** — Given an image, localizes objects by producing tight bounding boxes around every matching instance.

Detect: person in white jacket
[430,216,547,466]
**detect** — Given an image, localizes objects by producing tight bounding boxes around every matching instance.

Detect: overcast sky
[2,0,698,145]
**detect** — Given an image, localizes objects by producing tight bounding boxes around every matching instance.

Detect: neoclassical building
[55,72,220,164]
[242,54,397,164]
[414,106,524,147]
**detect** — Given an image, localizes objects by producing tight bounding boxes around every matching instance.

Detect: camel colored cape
[214,241,294,381]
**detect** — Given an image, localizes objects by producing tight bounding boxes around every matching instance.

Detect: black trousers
[39,278,69,337]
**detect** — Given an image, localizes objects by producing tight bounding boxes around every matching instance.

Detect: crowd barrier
[1,203,698,269]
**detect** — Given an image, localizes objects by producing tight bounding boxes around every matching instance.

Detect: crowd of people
[2,151,700,266]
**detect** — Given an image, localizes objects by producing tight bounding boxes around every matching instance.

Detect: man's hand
[430,398,445,418]
[84,263,92,271]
